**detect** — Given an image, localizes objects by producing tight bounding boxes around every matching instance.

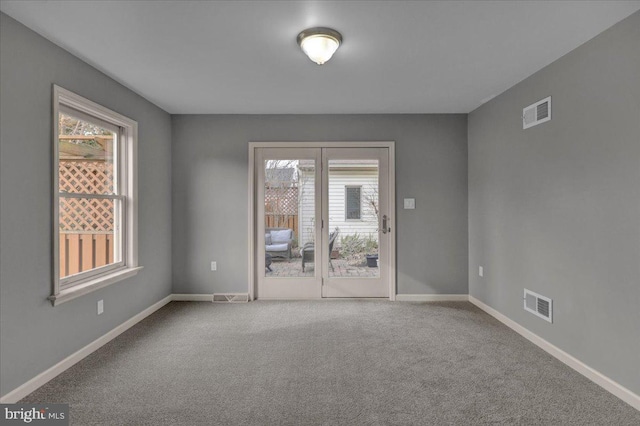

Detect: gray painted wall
[0,13,172,396]
[171,115,468,295]
[468,11,640,395]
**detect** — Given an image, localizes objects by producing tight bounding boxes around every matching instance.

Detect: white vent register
[524,289,552,323]
[213,293,249,303]
[523,96,551,129]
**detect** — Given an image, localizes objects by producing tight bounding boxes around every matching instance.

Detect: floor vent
[212,293,249,303]
[523,96,551,129]
[523,289,552,323]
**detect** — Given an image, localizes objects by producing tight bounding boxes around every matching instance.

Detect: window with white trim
[345,186,362,220]
[51,86,139,305]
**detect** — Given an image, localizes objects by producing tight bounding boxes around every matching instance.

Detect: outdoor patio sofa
[265,227,294,259]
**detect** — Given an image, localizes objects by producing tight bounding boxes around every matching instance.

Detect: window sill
[49,266,143,306]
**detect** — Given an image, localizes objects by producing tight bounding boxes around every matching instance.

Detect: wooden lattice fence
[265,215,299,236]
[59,233,114,278]
[59,160,114,232]
[265,186,299,238]
[265,186,298,215]
[59,160,115,277]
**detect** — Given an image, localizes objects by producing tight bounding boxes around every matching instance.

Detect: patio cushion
[270,229,292,244]
[266,243,289,252]
[265,233,272,245]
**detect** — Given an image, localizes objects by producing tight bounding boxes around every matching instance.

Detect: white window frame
[50,85,141,306]
[345,185,362,221]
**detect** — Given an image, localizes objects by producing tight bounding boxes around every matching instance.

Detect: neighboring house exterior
[298,160,379,248]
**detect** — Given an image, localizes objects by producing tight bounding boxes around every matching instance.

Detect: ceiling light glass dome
[297,27,342,65]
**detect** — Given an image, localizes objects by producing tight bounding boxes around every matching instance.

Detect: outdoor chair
[265,227,294,259]
[301,228,339,272]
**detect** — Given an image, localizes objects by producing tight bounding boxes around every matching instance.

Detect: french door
[255,145,393,299]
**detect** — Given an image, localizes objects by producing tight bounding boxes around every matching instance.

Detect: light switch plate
[403,198,416,209]
[211,261,217,271]
[97,300,104,315]
[479,266,484,277]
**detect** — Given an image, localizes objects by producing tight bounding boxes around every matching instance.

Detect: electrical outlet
[97,300,104,315]
[211,261,217,271]
[479,266,484,277]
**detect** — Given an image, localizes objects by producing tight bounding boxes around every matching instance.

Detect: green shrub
[340,232,378,257]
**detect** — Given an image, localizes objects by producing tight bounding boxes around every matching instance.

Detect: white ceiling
[2,1,638,114]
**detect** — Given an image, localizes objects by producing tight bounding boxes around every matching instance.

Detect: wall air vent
[523,289,552,323]
[213,293,249,303]
[523,96,551,129]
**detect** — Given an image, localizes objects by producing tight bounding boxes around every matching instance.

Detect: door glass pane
[328,159,379,278]
[264,159,314,277]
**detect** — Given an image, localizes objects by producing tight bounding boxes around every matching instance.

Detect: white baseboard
[0,295,173,403]
[395,294,469,302]
[172,293,213,302]
[469,295,640,411]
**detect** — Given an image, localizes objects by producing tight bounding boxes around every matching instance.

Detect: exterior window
[345,186,362,220]
[51,86,139,305]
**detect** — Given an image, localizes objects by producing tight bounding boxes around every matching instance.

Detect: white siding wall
[298,171,315,247]
[299,168,378,249]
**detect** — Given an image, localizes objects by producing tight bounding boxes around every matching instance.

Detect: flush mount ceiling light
[297,27,342,65]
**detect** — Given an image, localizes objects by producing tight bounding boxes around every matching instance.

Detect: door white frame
[248,141,396,301]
